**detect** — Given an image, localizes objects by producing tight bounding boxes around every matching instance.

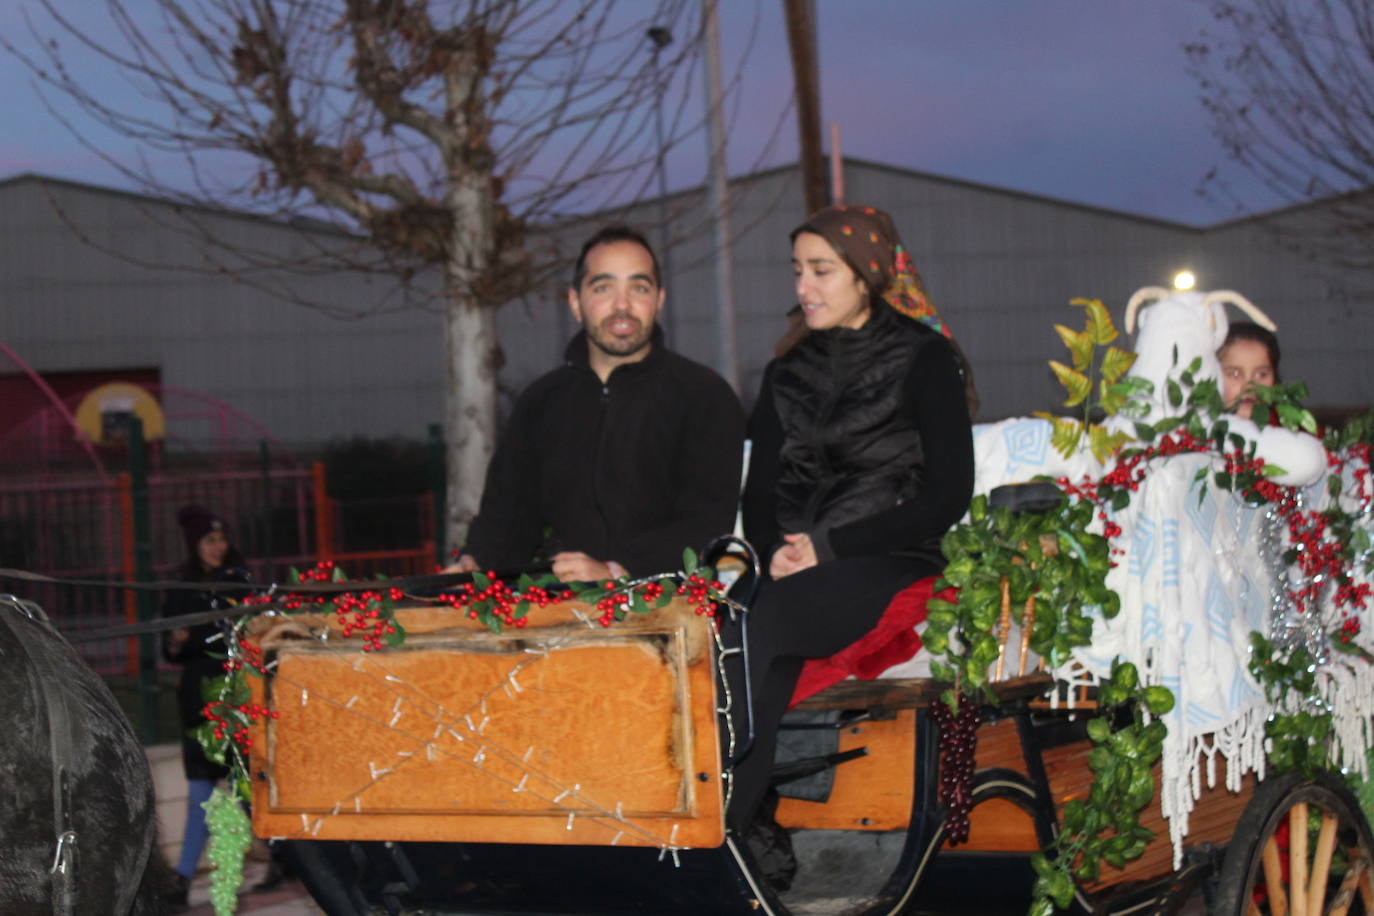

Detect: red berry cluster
[929,691,980,844]
[594,580,671,626]
[242,561,405,650]
[240,560,344,611]
[595,581,632,626]
[203,700,279,751]
[1061,432,1236,562]
[332,589,403,650]
[1080,431,1374,642]
[445,573,545,629]
[224,639,266,674]
[1101,432,1209,492]
[1330,442,1372,511]
[676,573,722,617]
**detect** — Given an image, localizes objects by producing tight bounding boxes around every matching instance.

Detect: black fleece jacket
[465,328,745,576]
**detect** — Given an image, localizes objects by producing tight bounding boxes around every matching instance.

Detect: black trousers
[719,554,940,831]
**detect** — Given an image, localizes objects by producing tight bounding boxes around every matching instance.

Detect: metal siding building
[1,175,446,449]
[1,160,1369,460]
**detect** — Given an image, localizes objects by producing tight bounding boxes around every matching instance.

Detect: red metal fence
[0,462,435,675]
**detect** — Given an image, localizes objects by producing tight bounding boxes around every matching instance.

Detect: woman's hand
[769,533,818,579]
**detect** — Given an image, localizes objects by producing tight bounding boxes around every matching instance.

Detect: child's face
[1219,339,1274,420]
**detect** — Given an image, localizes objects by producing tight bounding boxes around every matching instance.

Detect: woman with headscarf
[729,205,976,859]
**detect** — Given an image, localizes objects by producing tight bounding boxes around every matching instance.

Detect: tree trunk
[442,288,498,554]
[442,150,499,552]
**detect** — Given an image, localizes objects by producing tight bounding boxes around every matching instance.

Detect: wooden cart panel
[244,601,724,848]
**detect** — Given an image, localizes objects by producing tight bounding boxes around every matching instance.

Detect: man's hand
[769,532,818,579]
[441,554,479,574]
[551,551,622,583]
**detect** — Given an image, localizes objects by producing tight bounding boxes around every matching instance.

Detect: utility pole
[646,26,677,343]
[783,0,827,214]
[702,0,739,392]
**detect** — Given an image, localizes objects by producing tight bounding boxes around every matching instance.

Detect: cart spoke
[1327,851,1367,916]
[1307,812,1338,915]
[1264,834,1290,916]
[1291,803,1310,916]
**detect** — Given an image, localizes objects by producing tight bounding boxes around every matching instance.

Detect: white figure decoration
[1120,286,1326,487]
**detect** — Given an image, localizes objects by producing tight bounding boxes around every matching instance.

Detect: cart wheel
[1212,771,1374,916]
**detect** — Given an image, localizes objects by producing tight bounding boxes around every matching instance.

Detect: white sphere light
[1173,270,1196,291]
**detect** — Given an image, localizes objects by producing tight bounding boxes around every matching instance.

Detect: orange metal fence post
[311,461,333,563]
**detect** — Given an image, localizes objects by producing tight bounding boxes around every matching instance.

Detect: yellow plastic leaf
[1054,323,1094,372]
[1099,345,1137,384]
[1088,424,1131,462]
[1050,360,1092,406]
[1034,413,1084,458]
[1071,297,1119,345]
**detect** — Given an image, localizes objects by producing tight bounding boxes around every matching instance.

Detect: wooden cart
[240,586,1374,915]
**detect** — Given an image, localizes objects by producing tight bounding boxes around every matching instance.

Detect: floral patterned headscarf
[788,204,979,417]
[793,204,951,337]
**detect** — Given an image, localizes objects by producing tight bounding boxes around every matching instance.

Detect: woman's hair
[1219,321,1281,384]
[177,546,246,581]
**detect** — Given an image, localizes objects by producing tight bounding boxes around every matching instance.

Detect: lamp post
[646,26,675,341]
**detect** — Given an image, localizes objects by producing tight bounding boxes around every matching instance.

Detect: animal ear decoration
[1124,286,1172,334]
[1200,290,1277,331]
[1124,286,1278,334]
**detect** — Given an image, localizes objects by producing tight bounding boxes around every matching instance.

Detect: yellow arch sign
[74,382,166,444]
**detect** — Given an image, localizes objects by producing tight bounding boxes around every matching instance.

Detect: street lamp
[646,26,675,338]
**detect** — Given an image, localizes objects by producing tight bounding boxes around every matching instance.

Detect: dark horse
[1,594,168,915]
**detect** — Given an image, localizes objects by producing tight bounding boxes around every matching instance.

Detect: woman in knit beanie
[161,505,249,908]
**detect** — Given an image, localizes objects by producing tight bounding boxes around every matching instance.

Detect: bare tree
[6,0,729,547]
[1187,0,1374,267]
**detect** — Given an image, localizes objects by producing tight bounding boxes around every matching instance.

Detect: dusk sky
[0,1,1266,228]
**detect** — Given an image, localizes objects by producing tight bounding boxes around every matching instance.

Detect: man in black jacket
[454,226,745,581]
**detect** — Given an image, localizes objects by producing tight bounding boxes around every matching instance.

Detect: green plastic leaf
[1049,867,1075,907]
[682,547,698,576]
[1167,378,1182,408]
[1099,378,1127,415]
[1112,661,1139,691]
[385,619,406,647]
[1143,685,1175,716]
[1086,717,1111,743]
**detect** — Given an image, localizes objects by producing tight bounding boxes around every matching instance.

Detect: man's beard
[586,313,653,358]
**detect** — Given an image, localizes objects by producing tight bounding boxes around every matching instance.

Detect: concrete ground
[149,743,322,915]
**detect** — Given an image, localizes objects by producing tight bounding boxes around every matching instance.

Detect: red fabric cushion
[788,577,951,707]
